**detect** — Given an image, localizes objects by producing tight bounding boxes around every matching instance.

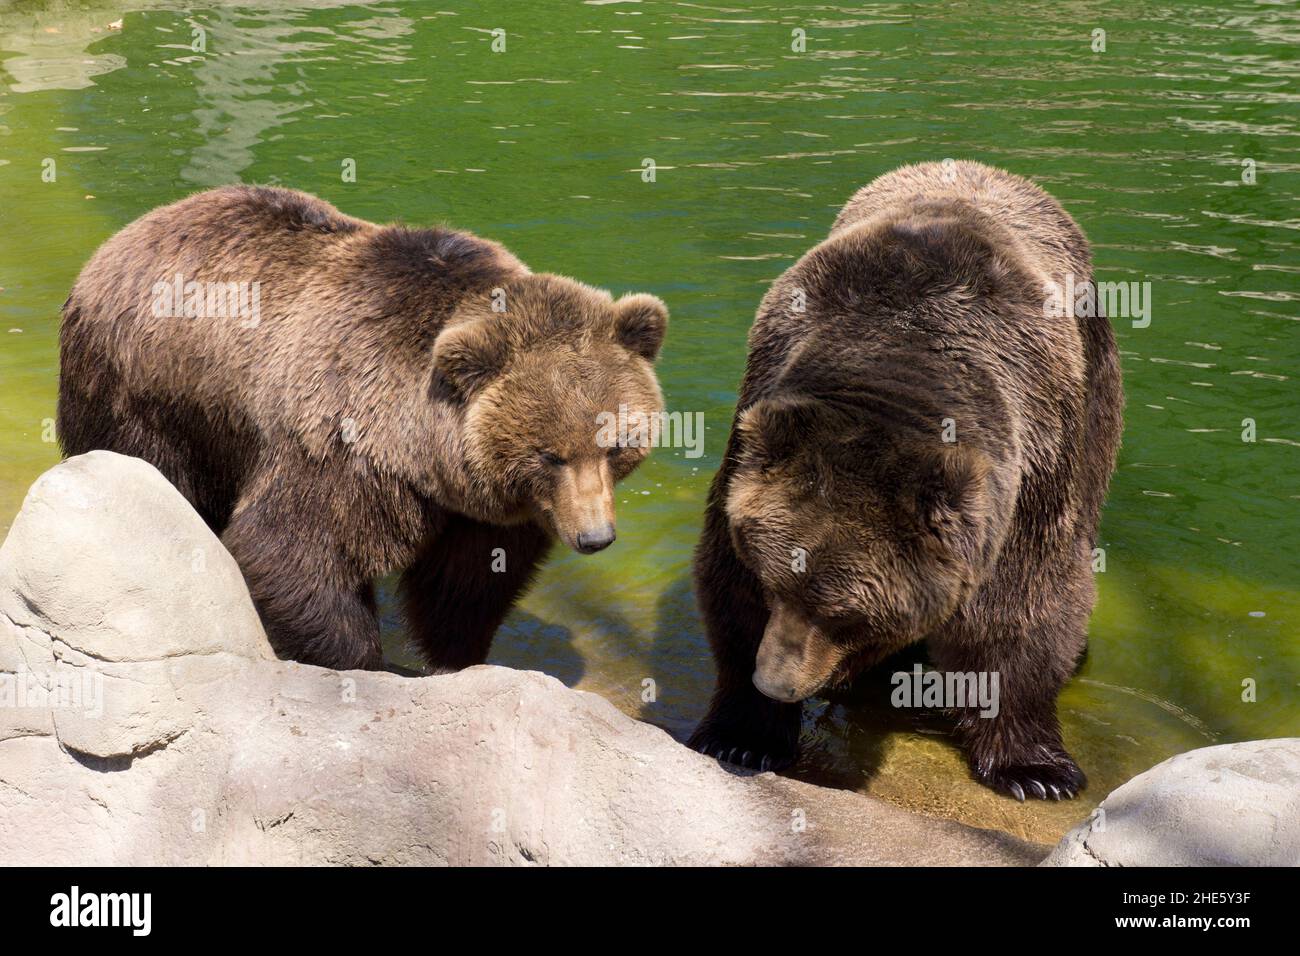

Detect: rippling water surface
[1,0,1296,842]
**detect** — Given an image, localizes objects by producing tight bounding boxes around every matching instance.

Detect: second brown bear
[689,161,1122,800]
[59,186,668,672]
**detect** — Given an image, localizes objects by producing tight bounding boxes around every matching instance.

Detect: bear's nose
[575,524,616,554]
[752,670,802,702]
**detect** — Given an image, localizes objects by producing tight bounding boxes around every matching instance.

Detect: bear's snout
[751,669,803,703]
[547,459,618,555]
[753,601,847,703]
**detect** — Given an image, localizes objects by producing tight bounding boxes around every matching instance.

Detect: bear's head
[724,395,997,702]
[433,274,667,554]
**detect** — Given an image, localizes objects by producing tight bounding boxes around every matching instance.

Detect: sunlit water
[1,0,1296,844]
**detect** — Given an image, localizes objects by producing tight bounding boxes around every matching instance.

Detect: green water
[1,0,1296,842]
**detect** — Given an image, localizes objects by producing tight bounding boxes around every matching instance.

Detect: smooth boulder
[1044,739,1300,866]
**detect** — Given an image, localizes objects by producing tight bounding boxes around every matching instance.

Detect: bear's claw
[976,756,1086,801]
[692,738,794,773]
[688,709,800,774]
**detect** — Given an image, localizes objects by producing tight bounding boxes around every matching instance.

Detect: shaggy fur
[58,186,667,671]
[688,161,1122,800]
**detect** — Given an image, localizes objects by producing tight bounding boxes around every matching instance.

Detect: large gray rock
[1044,739,1300,867]
[0,452,1044,866]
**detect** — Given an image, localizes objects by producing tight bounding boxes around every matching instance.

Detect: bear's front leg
[400,514,553,673]
[688,502,801,772]
[931,605,1088,801]
[222,497,383,670]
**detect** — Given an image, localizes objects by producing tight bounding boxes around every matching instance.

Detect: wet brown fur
[689,161,1123,799]
[58,186,666,671]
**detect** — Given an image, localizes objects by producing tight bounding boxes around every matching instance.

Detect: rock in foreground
[1044,739,1300,866]
[0,452,1042,866]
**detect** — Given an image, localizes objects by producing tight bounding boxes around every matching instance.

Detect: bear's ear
[735,396,821,466]
[913,444,991,548]
[431,320,507,397]
[612,293,668,362]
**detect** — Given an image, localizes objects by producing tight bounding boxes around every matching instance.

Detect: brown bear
[58,185,668,672]
[688,161,1122,800]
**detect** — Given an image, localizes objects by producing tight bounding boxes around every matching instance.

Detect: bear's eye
[539,451,566,467]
